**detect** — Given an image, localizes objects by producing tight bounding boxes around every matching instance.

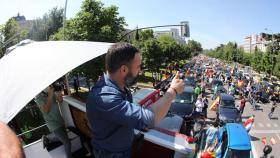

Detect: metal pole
[63,0,71,96]
[63,0,68,41]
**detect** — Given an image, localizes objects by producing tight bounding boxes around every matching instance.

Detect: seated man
[34,83,72,158]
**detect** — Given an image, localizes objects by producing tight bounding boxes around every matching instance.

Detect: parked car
[216,93,241,126]
[169,87,195,117]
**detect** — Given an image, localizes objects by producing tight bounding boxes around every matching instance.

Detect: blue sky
[0,0,279,49]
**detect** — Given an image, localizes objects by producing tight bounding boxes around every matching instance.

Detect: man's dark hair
[105,43,139,73]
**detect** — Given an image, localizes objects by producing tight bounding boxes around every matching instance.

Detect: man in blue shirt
[86,43,184,158]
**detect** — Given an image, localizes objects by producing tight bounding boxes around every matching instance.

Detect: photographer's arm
[150,72,184,126]
[41,87,54,113]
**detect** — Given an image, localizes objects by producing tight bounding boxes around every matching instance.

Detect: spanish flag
[270,137,277,145]
[243,115,254,132]
[209,96,220,111]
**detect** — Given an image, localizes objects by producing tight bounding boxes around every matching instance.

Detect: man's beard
[125,71,138,87]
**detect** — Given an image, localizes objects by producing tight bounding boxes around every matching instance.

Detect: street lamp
[63,0,68,41]
[63,0,71,96]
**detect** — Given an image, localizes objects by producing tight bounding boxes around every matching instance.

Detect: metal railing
[17,123,47,137]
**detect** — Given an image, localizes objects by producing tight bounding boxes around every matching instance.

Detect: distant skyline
[0,0,279,49]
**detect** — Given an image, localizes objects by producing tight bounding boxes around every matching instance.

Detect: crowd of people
[163,55,279,157]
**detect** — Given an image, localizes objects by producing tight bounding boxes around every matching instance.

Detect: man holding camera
[86,43,184,158]
[34,84,72,158]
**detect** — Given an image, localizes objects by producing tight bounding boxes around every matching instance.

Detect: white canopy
[0,41,113,123]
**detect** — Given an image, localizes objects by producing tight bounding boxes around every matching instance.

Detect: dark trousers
[93,148,130,158]
[50,127,72,158]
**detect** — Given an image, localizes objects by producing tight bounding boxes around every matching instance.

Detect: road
[206,90,280,158]
[245,101,280,158]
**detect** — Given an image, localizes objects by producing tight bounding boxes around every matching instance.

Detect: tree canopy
[206,41,280,77]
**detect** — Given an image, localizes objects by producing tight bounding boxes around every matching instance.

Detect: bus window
[225,149,250,158]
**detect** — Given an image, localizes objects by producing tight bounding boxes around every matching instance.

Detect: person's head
[105,43,141,87]
[0,121,25,158]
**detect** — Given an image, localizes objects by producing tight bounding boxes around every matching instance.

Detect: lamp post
[63,0,68,41]
[265,28,275,77]
[63,0,71,96]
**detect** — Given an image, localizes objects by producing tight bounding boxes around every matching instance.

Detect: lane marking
[258,123,264,127]
[251,130,280,134]
[251,141,258,158]
[266,123,272,127]
[273,123,278,128]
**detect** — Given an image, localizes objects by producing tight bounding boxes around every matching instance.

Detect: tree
[50,0,126,79]
[0,24,5,57]
[261,52,273,74]
[29,7,64,41]
[2,18,20,49]
[157,35,180,63]
[139,29,154,41]
[266,40,280,76]
[140,38,162,72]
[187,39,202,57]
[235,48,244,63]
[50,0,126,42]
[273,51,280,77]
[251,47,263,73]
[242,53,252,66]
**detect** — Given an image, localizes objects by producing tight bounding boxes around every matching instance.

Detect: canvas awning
[0,41,113,123]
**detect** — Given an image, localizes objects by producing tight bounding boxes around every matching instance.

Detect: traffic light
[181,21,190,37]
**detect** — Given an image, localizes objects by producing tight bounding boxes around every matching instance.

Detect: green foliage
[71,54,105,81]
[186,39,203,57]
[273,52,280,77]
[132,33,200,73]
[50,0,126,42]
[206,41,280,78]
[0,25,4,57]
[2,18,20,49]
[252,47,263,72]
[140,38,162,71]
[50,0,126,79]
[241,52,252,66]
[29,7,64,41]
[262,52,273,74]
[157,35,179,62]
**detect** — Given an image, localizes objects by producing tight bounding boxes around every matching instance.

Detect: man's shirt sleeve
[89,91,155,130]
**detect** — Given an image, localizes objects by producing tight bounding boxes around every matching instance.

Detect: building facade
[241,33,273,53]
[154,28,186,44]
[13,13,33,32]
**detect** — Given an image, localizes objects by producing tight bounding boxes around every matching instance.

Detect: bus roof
[226,123,251,150]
